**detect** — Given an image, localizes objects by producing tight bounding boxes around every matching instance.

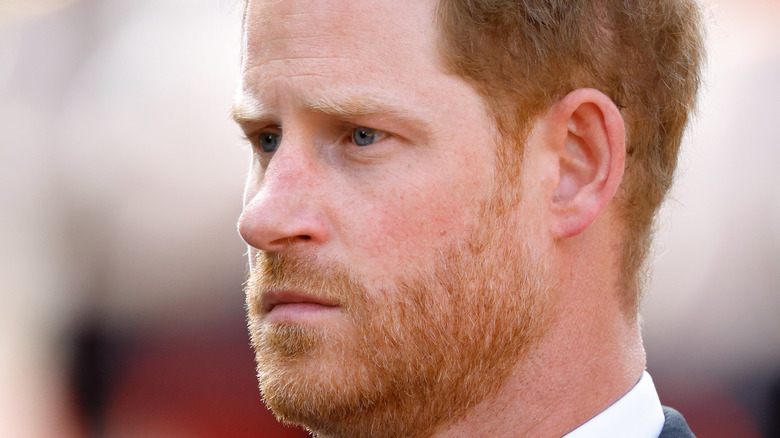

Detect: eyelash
[342,123,388,147]
[242,125,282,155]
[245,124,389,154]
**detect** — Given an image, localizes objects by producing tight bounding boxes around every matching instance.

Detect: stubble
[245,168,553,438]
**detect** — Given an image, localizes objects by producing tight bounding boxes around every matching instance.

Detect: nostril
[267,235,313,249]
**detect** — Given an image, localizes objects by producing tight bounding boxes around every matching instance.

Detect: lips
[261,290,339,314]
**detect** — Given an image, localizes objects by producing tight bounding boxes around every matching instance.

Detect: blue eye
[352,127,379,146]
[259,133,281,153]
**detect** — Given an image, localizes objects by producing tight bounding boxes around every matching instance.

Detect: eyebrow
[230,95,271,124]
[307,94,418,120]
[230,92,430,136]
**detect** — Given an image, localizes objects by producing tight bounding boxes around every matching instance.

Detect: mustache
[245,250,367,316]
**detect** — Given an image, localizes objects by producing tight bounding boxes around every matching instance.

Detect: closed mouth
[262,290,340,314]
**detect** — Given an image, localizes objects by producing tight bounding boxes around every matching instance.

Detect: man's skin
[234,0,646,436]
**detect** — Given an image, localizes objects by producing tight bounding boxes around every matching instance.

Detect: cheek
[343,181,481,276]
[377,197,453,243]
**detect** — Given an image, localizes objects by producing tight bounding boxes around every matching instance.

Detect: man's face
[236,0,552,436]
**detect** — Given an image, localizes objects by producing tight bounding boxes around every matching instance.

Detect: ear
[545,88,625,238]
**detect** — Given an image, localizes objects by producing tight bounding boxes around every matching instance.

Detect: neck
[434,234,645,437]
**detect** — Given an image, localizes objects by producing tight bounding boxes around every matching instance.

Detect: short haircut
[435,0,706,313]
[239,0,706,314]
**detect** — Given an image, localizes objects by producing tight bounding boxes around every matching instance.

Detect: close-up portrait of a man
[232,0,704,437]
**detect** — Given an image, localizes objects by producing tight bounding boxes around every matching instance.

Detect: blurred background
[0,0,778,436]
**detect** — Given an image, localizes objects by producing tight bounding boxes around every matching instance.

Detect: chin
[245,189,553,437]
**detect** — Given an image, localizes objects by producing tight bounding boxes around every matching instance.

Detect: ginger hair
[239,0,706,312]
[435,0,706,313]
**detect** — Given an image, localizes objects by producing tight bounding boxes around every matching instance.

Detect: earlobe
[548,89,626,238]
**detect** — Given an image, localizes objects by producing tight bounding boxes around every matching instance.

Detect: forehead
[241,0,441,96]
[245,0,437,56]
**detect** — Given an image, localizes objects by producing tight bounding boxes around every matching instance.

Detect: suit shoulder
[659,406,696,438]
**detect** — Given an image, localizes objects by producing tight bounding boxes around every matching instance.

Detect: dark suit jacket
[659,406,695,438]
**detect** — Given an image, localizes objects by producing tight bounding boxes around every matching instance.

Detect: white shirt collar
[563,371,665,438]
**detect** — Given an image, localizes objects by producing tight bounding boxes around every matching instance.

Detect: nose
[238,148,329,253]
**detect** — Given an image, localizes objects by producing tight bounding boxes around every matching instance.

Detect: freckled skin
[239,0,501,286]
[236,1,649,437]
